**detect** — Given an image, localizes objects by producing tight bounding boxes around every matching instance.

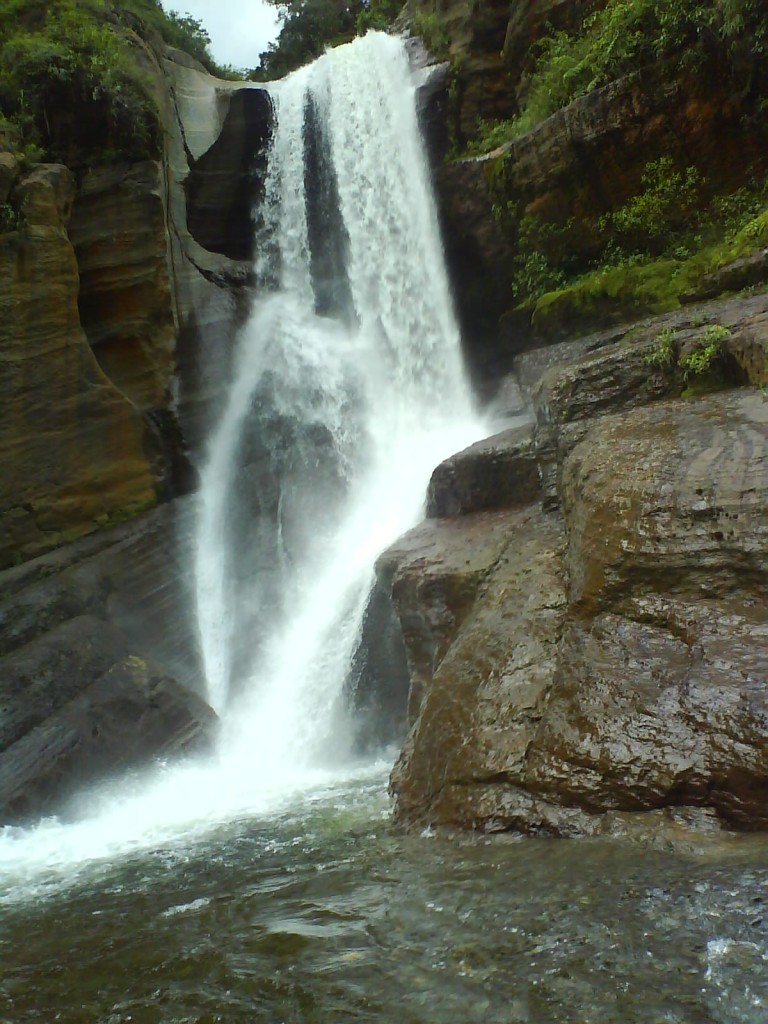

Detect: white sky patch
[162,0,281,70]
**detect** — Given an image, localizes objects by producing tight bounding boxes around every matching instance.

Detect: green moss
[530,258,687,338]
[528,206,768,338]
[94,496,156,530]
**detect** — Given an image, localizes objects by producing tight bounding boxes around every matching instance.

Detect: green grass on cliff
[0,0,225,164]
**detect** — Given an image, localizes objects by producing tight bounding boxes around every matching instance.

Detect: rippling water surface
[3,770,768,1024]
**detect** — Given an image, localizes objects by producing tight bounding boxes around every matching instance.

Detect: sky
[162,1,281,69]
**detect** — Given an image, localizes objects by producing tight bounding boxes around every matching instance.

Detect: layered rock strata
[0,43,273,819]
[0,502,214,824]
[383,291,768,835]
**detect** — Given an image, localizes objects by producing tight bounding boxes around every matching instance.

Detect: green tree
[250,0,401,80]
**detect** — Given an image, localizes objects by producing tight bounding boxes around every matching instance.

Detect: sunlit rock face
[385,293,768,837]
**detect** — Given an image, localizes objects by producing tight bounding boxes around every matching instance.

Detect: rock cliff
[411,0,768,382]
[0,26,272,820]
[383,292,768,835]
[375,0,768,837]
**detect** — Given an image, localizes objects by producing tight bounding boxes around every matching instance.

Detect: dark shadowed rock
[0,656,217,825]
[185,87,272,262]
[426,422,545,517]
[0,501,210,824]
[347,578,410,752]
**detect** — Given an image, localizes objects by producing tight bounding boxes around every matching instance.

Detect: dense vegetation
[0,0,223,164]
[435,0,768,334]
[470,0,768,156]
[250,0,402,81]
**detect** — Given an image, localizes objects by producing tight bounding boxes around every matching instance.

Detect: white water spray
[0,33,484,889]
[196,32,481,765]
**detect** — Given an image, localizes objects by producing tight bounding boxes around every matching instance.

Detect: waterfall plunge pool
[2,769,768,1023]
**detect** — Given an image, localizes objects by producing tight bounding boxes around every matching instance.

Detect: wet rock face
[0,656,216,826]
[185,87,273,262]
[0,163,156,568]
[385,292,768,836]
[0,501,213,825]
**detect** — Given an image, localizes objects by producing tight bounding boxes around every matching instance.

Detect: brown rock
[387,298,768,836]
[561,390,768,615]
[0,166,156,568]
[526,598,768,829]
[390,506,567,830]
[377,510,519,723]
[426,423,545,517]
[15,164,75,228]
[68,161,177,410]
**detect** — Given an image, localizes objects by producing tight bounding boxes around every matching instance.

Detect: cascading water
[3,39,767,1024]
[0,32,483,889]
[195,31,481,775]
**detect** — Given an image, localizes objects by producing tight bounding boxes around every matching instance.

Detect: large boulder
[385,292,768,836]
[389,506,568,831]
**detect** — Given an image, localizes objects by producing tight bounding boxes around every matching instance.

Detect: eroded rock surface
[386,292,768,837]
[0,501,212,824]
[0,163,156,567]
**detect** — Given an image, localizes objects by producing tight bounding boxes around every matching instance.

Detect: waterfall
[0,34,483,887]
[194,31,481,777]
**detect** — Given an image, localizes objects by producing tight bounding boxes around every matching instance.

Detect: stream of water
[2,32,768,1024]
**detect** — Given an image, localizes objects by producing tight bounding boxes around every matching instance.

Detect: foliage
[644,327,678,370]
[598,158,703,256]
[679,324,730,380]
[502,156,767,308]
[250,0,360,80]
[503,212,573,302]
[0,200,21,232]
[0,0,233,163]
[467,0,768,154]
[0,0,158,163]
[529,257,686,338]
[526,199,768,340]
[410,12,449,58]
[356,0,401,35]
[251,0,409,80]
